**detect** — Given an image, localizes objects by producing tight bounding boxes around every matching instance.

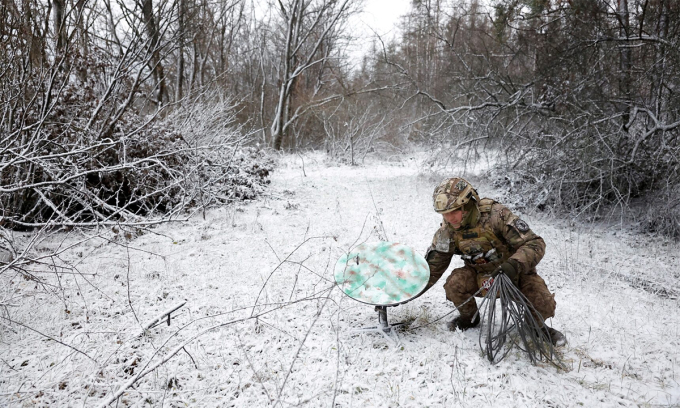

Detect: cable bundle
[477,274,565,369]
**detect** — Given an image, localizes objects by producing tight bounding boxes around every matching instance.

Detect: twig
[251,236,327,316]
[135,301,187,338]
[126,246,142,328]
[183,347,198,369]
[297,152,307,177]
[365,179,389,241]
[275,294,333,407]
[237,333,274,403]
[0,316,97,363]
[97,287,335,407]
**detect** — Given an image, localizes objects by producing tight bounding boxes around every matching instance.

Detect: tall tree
[270,0,353,150]
[139,0,167,106]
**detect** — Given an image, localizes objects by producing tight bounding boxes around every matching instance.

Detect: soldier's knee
[443,268,475,292]
[443,268,477,303]
[443,275,463,294]
[533,291,556,320]
[520,274,556,320]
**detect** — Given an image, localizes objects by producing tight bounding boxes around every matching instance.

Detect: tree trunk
[53,0,66,53]
[140,0,166,106]
[175,0,184,102]
[618,0,631,129]
[272,0,301,150]
[650,0,669,119]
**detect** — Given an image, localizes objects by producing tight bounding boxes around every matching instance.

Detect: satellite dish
[334,241,430,337]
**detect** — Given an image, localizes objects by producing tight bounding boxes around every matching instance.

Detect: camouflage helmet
[432,177,480,214]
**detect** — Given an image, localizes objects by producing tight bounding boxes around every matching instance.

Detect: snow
[1,151,679,407]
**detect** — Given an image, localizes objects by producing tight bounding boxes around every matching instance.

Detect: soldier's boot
[541,326,567,347]
[446,299,479,331]
[443,267,480,332]
[447,314,480,331]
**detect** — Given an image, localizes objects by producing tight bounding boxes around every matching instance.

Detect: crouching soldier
[424,177,566,346]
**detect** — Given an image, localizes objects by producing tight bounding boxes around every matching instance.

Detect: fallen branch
[135,300,187,338]
[0,315,97,363]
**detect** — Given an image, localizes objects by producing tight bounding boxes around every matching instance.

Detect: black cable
[405,275,564,369]
[477,274,565,369]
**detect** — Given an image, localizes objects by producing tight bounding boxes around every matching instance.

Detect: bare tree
[270,0,353,150]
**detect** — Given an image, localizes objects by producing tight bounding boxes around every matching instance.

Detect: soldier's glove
[491,259,520,286]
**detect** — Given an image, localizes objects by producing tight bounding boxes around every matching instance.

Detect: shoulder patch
[514,218,530,233]
[432,226,452,252]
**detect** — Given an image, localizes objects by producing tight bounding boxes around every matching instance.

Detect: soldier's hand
[492,260,519,285]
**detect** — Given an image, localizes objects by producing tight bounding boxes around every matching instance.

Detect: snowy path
[2,152,679,407]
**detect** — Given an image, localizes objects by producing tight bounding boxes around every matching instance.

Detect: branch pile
[0,54,271,231]
[1,109,272,229]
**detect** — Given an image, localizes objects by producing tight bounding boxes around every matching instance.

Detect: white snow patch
[1,152,679,407]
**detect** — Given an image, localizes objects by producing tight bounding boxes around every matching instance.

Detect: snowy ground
[2,151,680,407]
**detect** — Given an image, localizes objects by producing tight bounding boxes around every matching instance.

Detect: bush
[0,91,273,228]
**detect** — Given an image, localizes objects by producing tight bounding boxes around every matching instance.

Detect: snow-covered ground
[2,152,679,407]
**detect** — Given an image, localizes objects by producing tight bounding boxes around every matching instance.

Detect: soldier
[424,177,566,346]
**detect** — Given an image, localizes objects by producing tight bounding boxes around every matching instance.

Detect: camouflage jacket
[425,199,545,289]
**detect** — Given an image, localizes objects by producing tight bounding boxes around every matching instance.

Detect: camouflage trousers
[443,266,556,323]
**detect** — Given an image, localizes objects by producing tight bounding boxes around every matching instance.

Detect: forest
[2,0,678,239]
